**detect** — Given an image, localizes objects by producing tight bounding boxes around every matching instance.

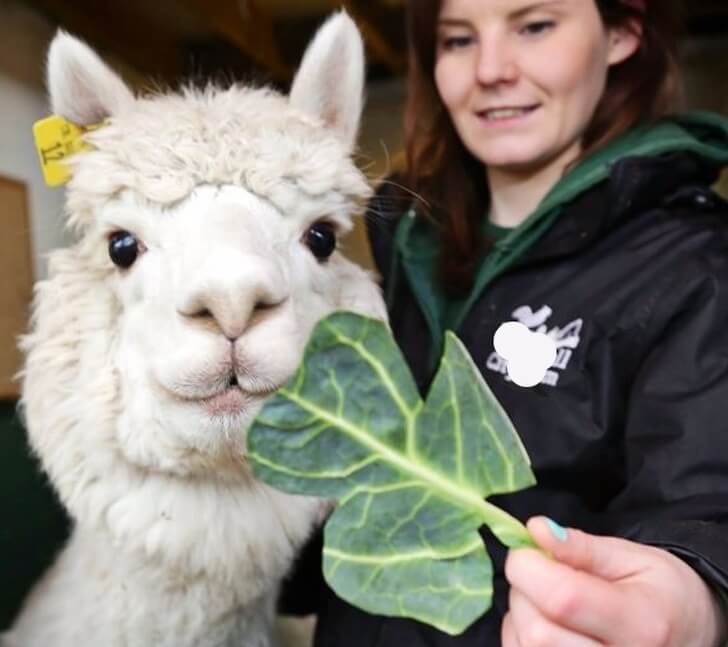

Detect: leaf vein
[323,537,482,564]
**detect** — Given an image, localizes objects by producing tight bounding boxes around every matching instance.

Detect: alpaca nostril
[191,308,213,320]
[254,298,282,313]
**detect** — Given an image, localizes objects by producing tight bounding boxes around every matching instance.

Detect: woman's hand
[502,517,726,647]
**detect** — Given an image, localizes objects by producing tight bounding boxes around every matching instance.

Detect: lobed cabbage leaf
[247,312,536,635]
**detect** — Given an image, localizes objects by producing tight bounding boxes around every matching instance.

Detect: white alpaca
[5,12,385,647]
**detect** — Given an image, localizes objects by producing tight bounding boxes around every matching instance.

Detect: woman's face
[434,0,639,174]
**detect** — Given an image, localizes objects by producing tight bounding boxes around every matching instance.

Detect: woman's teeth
[483,107,535,119]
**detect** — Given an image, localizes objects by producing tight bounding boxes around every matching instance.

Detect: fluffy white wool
[65,85,371,232]
[6,11,386,647]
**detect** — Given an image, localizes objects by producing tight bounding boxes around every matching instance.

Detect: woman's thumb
[527,516,640,581]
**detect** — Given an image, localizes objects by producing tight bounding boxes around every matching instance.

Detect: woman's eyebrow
[510,0,568,19]
[437,17,471,28]
[438,0,567,27]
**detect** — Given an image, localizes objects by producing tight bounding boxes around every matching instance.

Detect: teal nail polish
[545,517,568,542]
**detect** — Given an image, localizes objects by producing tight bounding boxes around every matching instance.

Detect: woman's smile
[475,104,542,125]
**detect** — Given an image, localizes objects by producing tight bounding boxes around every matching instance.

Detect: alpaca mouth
[201,384,248,416]
[166,370,280,417]
[193,373,280,417]
[196,373,247,417]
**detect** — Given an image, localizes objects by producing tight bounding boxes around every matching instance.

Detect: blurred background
[0,0,726,640]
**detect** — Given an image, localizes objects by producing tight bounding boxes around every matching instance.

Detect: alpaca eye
[108,231,141,269]
[304,222,336,261]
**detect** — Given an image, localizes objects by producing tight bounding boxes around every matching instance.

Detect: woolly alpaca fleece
[5,12,385,647]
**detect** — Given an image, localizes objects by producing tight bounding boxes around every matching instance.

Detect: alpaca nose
[177,253,288,341]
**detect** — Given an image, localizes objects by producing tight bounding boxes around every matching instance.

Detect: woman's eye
[108,231,142,269]
[520,21,556,37]
[441,35,474,51]
[304,222,337,261]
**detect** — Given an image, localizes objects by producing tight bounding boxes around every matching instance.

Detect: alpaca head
[23,13,385,492]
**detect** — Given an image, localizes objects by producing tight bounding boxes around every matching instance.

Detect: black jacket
[283,147,728,646]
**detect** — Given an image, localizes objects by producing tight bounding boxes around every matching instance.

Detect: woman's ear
[606,21,642,67]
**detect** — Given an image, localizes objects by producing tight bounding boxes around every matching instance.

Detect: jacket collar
[523,148,727,264]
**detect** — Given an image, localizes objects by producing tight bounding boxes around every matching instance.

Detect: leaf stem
[473,498,536,549]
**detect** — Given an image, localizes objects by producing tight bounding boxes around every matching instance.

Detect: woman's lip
[475,105,541,124]
[477,104,541,113]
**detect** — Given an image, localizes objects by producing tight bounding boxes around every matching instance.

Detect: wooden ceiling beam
[338,0,406,75]
[178,0,292,83]
[685,0,728,13]
[19,0,183,83]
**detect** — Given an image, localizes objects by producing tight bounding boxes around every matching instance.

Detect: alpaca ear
[289,11,365,151]
[46,30,134,125]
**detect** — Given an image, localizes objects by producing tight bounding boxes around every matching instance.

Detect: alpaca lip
[234,376,280,398]
[201,386,248,416]
[168,377,280,406]
[191,380,280,417]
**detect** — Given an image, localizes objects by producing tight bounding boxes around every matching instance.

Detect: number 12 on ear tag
[32,115,95,187]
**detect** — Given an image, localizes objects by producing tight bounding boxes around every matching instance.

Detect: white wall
[0,0,69,280]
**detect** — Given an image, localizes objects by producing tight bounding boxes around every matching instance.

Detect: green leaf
[248,312,536,635]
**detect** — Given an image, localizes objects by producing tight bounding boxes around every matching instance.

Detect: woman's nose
[475,35,518,86]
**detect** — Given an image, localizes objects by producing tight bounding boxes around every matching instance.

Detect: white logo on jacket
[487,305,583,387]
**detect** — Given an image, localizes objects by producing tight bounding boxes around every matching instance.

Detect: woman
[285,0,728,645]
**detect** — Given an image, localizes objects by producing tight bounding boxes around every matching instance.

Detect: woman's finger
[501,612,522,647]
[509,589,603,647]
[506,546,631,641]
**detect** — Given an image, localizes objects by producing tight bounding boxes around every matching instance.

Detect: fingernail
[545,517,568,542]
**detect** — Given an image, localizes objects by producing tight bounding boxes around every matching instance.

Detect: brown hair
[403,0,683,293]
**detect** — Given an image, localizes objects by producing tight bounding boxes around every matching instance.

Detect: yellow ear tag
[32,115,104,187]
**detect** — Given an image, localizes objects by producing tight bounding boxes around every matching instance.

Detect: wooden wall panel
[0,178,34,399]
